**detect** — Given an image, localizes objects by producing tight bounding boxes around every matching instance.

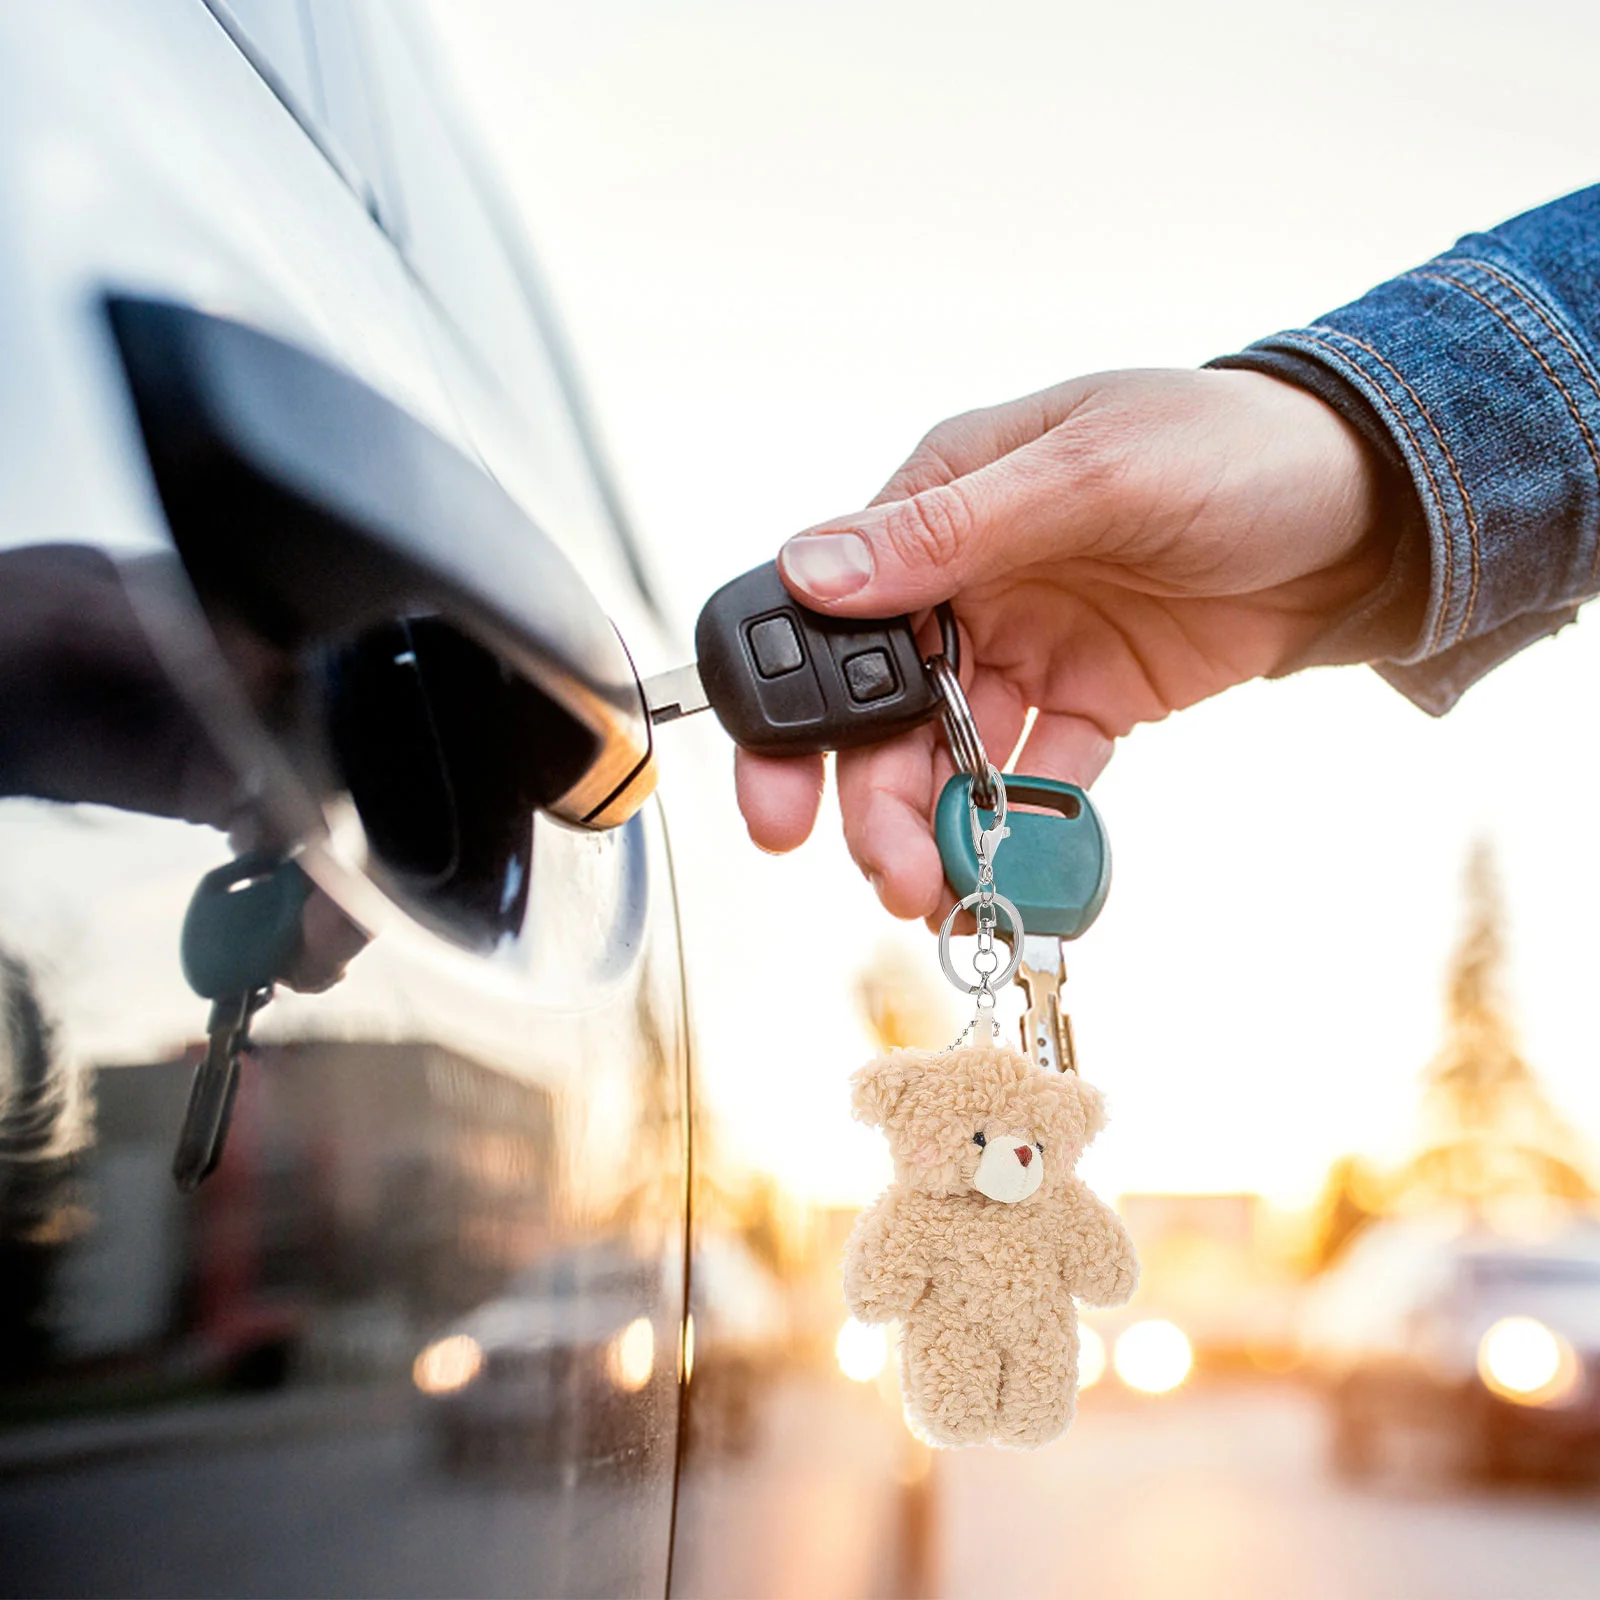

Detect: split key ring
[937,889,1025,995]
[924,643,996,810]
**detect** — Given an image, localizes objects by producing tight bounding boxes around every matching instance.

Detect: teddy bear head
[850,1042,1106,1203]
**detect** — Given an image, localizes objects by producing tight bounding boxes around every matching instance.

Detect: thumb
[777,452,1077,616]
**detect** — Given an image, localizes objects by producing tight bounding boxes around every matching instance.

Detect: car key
[172,990,267,1192]
[1015,949,1076,1076]
[171,851,311,1191]
[935,774,1111,1073]
[642,560,947,756]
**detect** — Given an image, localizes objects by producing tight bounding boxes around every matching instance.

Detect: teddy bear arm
[1059,1184,1139,1307]
[842,1191,929,1324]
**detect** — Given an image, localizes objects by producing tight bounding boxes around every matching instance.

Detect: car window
[210,0,321,116]
[355,4,569,435]
[353,3,657,618]
[1466,1254,1600,1290]
[201,0,384,220]
[302,0,399,227]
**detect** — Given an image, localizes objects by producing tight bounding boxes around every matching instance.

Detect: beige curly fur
[843,1041,1138,1449]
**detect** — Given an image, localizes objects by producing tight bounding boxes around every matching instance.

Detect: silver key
[171,990,265,1192]
[1016,934,1078,1074]
[642,663,709,726]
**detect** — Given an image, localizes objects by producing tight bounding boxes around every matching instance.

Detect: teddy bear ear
[849,1050,924,1128]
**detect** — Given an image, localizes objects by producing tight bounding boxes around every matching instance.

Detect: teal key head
[935,773,1110,940]
[180,851,313,1000]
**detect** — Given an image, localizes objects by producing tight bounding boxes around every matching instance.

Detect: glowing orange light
[836,1318,889,1383]
[413,1334,483,1395]
[1114,1320,1192,1394]
[1078,1324,1108,1390]
[609,1317,655,1391]
[1478,1317,1578,1406]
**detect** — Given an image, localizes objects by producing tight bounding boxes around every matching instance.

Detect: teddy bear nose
[1015,1144,1033,1167]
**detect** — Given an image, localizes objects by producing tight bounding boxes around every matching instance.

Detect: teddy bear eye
[1036,1141,1045,1154]
[972,1131,986,1148]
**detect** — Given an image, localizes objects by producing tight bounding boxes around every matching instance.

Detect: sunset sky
[428,0,1600,1209]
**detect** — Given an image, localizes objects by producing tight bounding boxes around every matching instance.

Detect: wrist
[1207,360,1427,669]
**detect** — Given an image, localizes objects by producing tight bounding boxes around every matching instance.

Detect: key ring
[937,889,1025,993]
[924,653,996,809]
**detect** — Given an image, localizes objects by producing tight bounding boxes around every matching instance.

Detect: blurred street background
[938,1383,1600,1600]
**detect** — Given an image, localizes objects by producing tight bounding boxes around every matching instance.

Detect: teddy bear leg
[994,1316,1077,1449]
[899,1312,1001,1447]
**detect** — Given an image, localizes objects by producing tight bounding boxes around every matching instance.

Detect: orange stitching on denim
[1470,259,1600,413]
[1294,331,1456,653]
[1467,260,1600,583]
[1310,324,1482,642]
[1415,268,1600,586]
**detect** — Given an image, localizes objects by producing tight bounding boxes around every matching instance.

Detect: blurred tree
[736,1172,808,1282]
[856,943,959,1053]
[1395,841,1593,1211]
[1304,1154,1386,1273]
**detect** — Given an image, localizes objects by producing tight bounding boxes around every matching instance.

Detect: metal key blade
[1016,934,1077,1074]
[172,994,251,1192]
[642,663,709,726]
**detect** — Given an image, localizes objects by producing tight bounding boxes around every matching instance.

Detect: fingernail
[779,531,874,600]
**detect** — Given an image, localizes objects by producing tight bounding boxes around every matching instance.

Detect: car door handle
[107,295,653,830]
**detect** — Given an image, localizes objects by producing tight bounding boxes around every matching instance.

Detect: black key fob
[694,562,942,757]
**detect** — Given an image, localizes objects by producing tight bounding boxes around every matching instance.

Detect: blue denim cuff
[1236,193,1600,714]
[1375,604,1581,714]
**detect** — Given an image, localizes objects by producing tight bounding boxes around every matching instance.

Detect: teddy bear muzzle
[972,1134,1044,1203]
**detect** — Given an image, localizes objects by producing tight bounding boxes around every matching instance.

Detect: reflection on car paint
[0,648,687,1596]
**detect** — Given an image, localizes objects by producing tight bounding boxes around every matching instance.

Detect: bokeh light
[1078,1324,1107,1391]
[1114,1319,1193,1395]
[609,1317,656,1392]
[1477,1316,1577,1405]
[836,1318,890,1383]
[412,1334,483,1396]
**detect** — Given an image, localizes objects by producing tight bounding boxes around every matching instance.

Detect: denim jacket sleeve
[1216,184,1600,715]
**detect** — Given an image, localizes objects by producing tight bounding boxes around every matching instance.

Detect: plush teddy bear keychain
[844,1034,1137,1448]
[843,744,1137,1450]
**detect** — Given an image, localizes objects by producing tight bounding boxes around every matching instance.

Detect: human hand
[734,368,1393,923]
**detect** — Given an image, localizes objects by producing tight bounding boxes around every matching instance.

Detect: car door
[0,4,687,1597]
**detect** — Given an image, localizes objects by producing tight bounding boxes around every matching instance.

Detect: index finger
[837,666,1027,921]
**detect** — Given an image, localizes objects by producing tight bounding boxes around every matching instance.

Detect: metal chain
[924,621,1027,1051]
[935,764,1020,1051]
[971,799,1001,1000]
[937,1004,991,1056]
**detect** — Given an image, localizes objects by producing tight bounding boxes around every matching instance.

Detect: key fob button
[694,561,941,755]
[843,648,896,703]
[747,613,805,678]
